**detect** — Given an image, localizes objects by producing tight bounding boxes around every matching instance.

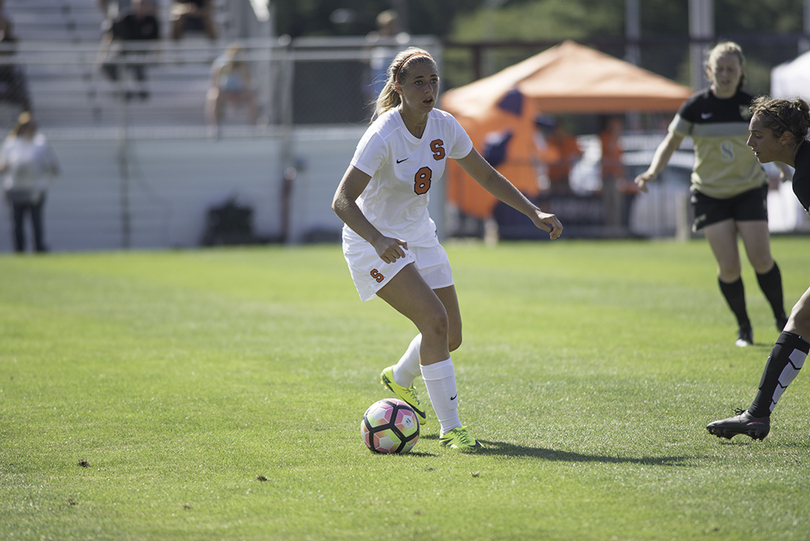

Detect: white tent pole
[625,0,640,66]
[689,0,714,89]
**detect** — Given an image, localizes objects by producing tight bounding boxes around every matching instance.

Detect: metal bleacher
[5,0,228,131]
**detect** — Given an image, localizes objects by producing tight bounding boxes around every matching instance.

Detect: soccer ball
[361,398,420,454]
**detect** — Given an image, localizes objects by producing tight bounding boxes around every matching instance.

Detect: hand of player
[634,171,656,193]
[536,211,563,240]
[374,237,408,264]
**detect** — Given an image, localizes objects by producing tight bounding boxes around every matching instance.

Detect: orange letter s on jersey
[430,139,445,160]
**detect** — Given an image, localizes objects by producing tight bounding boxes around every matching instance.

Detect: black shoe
[707,409,770,440]
[735,326,753,347]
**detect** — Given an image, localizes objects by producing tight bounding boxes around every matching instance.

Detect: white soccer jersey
[344,107,474,247]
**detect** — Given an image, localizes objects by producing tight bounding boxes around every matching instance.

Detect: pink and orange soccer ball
[361,398,420,454]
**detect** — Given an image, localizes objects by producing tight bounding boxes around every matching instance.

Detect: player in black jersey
[635,42,789,347]
[707,96,810,440]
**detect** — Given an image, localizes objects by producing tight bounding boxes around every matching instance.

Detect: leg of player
[382,285,463,424]
[422,284,479,450]
[377,267,480,450]
[381,334,427,423]
[391,334,422,386]
[707,287,810,440]
[737,220,787,330]
[704,219,751,346]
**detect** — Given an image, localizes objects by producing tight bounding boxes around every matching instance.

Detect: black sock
[748,332,809,417]
[718,277,750,329]
[756,262,786,322]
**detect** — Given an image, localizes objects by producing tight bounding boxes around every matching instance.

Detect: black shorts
[691,184,768,231]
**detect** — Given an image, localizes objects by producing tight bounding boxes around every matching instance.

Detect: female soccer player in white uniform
[332,48,563,451]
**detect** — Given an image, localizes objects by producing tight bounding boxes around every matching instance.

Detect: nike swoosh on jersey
[450,394,457,401]
[396,158,409,163]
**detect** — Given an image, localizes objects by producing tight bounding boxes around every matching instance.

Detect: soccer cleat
[439,426,482,451]
[735,326,753,347]
[706,409,770,440]
[381,366,427,424]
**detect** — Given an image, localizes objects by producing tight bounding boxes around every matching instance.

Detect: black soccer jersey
[670,88,767,198]
[792,140,810,213]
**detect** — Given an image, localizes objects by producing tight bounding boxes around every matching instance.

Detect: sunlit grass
[1,238,808,540]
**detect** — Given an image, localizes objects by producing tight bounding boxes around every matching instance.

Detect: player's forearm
[647,134,682,176]
[481,170,537,217]
[332,195,384,246]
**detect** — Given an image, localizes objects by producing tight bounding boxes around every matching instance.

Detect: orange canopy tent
[440,40,693,219]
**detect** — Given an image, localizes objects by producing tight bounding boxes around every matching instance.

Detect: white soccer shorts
[343,235,454,302]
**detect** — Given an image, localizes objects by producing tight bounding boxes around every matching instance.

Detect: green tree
[447,0,803,92]
[271,0,485,38]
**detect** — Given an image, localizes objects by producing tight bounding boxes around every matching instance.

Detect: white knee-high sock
[392,334,422,387]
[421,357,461,434]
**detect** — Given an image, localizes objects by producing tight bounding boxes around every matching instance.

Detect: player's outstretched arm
[634,131,684,192]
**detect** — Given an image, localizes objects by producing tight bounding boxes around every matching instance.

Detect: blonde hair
[10,111,34,138]
[224,43,244,57]
[372,47,436,122]
[705,41,746,91]
[750,95,810,143]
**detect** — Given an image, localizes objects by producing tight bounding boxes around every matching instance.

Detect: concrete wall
[0,128,353,252]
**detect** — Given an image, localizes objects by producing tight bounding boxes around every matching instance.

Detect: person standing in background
[0,112,59,253]
[600,115,636,228]
[543,118,582,195]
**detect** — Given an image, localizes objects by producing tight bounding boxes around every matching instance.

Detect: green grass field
[2,238,809,540]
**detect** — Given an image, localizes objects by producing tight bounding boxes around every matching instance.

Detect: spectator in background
[99,0,160,101]
[532,115,554,190]
[0,1,32,112]
[97,0,131,34]
[539,117,582,195]
[366,10,405,104]
[599,115,636,227]
[171,0,218,41]
[600,115,626,187]
[206,44,258,136]
[0,112,59,253]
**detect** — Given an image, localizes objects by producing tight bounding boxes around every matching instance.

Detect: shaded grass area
[1,238,808,540]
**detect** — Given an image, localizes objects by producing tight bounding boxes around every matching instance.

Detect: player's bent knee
[449,333,462,352]
[421,311,449,342]
[789,304,810,336]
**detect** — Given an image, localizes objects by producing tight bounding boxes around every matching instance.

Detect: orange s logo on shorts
[370,269,385,283]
